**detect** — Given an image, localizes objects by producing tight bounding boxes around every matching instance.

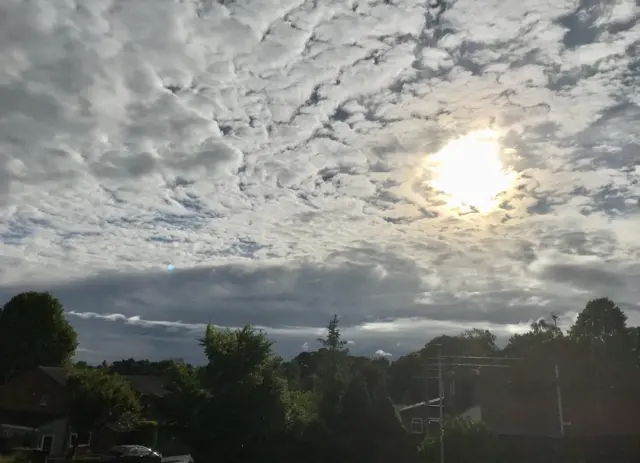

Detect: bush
[418,417,502,463]
[135,420,159,448]
[0,449,47,463]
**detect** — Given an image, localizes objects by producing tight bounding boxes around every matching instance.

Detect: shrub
[418,417,502,463]
[135,420,159,448]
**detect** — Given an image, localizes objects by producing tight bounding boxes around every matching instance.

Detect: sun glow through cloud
[428,129,516,213]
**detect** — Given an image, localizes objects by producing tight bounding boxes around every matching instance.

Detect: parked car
[102,445,163,463]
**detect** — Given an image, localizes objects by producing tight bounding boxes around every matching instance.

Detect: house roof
[38,367,168,397]
[123,375,168,397]
[39,366,70,385]
[396,398,441,413]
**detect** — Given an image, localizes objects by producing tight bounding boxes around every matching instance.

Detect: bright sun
[427,129,515,213]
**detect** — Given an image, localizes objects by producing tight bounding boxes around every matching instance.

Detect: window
[39,394,49,406]
[70,432,92,447]
[410,417,424,434]
[39,435,55,454]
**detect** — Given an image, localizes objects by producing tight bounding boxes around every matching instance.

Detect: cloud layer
[1,0,639,362]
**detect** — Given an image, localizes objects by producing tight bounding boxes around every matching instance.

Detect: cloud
[374,349,393,358]
[1,0,639,361]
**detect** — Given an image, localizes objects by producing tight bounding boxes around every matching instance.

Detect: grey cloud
[1,0,640,363]
[538,263,627,290]
[4,245,634,360]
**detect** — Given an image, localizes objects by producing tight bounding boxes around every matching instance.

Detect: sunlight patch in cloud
[425,129,517,213]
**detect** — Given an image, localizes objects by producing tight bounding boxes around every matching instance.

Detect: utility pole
[552,315,565,437]
[427,344,445,463]
[437,345,444,463]
[426,353,520,460]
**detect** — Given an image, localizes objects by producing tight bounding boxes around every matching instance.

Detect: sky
[0,0,639,364]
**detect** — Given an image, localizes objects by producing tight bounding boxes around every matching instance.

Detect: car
[102,445,163,463]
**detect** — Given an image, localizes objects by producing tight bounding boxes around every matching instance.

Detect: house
[0,367,168,456]
[469,339,640,438]
[395,398,442,438]
[420,339,640,462]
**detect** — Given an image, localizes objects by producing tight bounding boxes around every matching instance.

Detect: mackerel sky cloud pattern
[0,0,639,362]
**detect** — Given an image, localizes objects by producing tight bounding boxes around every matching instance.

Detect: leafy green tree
[461,328,499,353]
[66,368,141,454]
[67,368,141,430]
[109,358,193,377]
[315,316,352,423]
[628,327,640,369]
[388,329,498,404]
[337,375,412,463]
[418,417,501,463]
[423,330,497,359]
[161,324,306,463]
[503,319,562,354]
[387,352,424,404]
[317,314,349,353]
[281,351,324,392]
[0,292,78,383]
[569,298,629,354]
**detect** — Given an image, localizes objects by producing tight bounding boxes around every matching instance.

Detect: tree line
[1,291,639,463]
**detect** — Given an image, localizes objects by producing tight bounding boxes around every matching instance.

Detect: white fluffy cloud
[1,0,639,361]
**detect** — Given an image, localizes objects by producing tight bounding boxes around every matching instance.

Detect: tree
[628,327,640,369]
[0,292,78,382]
[109,358,194,377]
[336,374,412,463]
[317,314,349,353]
[67,368,141,430]
[387,352,424,404]
[66,368,141,455]
[461,328,498,354]
[161,324,305,463]
[388,329,499,404]
[315,315,351,423]
[503,319,562,354]
[569,298,627,344]
[569,298,630,358]
[418,417,501,463]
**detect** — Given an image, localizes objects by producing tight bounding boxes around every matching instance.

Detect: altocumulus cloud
[1,0,640,362]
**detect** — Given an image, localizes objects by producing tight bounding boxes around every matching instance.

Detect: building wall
[473,345,640,438]
[0,369,66,414]
[398,403,441,438]
[459,405,481,421]
[38,417,69,456]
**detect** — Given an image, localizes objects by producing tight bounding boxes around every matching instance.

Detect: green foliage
[387,352,424,404]
[569,297,631,359]
[461,328,499,353]
[0,292,78,382]
[418,417,501,463]
[162,323,298,463]
[0,452,33,463]
[66,368,141,432]
[317,315,349,353]
[282,388,317,427]
[504,318,563,354]
[315,315,351,403]
[109,358,194,377]
[133,420,159,448]
[9,288,640,463]
[388,330,498,404]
